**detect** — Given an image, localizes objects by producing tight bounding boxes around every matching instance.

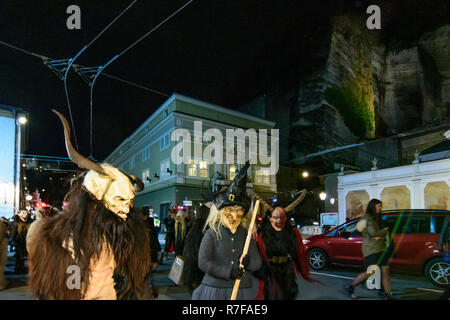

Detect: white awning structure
[337,158,450,225]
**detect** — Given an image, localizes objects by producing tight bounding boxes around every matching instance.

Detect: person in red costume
[253,190,319,300]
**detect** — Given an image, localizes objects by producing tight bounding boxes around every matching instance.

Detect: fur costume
[28,110,153,300]
[28,174,153,300]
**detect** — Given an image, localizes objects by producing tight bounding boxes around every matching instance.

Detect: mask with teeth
[53,109,143,220]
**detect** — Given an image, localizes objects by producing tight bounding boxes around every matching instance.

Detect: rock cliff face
[287,17,450,162]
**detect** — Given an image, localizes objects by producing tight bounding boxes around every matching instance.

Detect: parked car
[303,209,450,287]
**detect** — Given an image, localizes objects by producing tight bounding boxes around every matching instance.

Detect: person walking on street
[0,217,9,290]
[192,162,262,300]
[345,199,394,300]
[9,210,32,274]
[182,204,210,294]
[438,214,450,300]
[159,209,176,264]
[142,210,161,271]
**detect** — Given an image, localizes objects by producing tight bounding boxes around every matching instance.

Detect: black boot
[345,284,356,299]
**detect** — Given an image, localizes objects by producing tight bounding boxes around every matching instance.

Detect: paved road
[297,268,444,300]
[0,232,446,300]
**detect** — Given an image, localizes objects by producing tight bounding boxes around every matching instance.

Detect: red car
[303,209,450,287]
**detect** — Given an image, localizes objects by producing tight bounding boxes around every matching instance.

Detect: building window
[142,169,150,185]
[160,159,170,179]
[160,133,170,150]
[129,157,135,169]
[189,159,197,177]
[229,165,236,180]
[199,160,208,178]
[142,147,150,161]
[255,167,270,185]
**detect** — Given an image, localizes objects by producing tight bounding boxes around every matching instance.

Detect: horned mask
[251,189,308,231]
[53,110,144,220]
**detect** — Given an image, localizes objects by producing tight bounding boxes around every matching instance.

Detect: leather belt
[267,256,290,264]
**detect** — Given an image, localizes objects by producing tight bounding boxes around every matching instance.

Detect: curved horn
[122,172,144,193]
[284,189,307,213]
[52,109,106,175]
[248,189,274,213]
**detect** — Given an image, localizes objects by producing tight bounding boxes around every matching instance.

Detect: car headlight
[302,239,310,245]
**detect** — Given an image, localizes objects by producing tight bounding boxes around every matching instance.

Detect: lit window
[200,161,208,178]
[229,165,236,180]
[142,169,150,185]
[189,160,197,177]
[160,159,170,179]
[255,167,270,185]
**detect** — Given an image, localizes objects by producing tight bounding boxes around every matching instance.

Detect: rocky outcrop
[239,16,449,170]
[419,25,450,122]
[290,17,449,162]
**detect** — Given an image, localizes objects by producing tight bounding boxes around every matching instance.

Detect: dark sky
[0,0,448,160]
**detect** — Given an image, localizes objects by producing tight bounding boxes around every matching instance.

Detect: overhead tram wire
[0,40,355,156]
[62,0,139,157]
[0,40,170,105]
[74,0,193,158]
[100,72,169,97]
[115,0,194,60]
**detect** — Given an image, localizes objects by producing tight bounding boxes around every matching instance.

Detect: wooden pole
[230,200,260,300]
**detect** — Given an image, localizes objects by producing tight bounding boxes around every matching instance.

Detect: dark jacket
[439,214,450,251]
[198,225,261,289]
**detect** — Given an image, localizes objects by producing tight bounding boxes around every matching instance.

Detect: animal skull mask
[83,165,136,219]
[53,109,143,220]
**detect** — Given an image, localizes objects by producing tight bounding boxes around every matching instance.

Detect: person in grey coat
[192,162,262,300]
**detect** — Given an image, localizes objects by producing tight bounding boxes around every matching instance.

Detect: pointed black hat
[213,161,251,212]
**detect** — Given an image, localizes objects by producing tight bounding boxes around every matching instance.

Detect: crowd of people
[0,110,448,300]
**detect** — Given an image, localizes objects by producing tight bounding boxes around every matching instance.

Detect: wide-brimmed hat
[213,161,251,212]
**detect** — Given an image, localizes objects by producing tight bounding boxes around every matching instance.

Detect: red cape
[254,226,318,299]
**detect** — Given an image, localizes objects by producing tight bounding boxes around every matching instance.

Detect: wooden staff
[230,200,260,300]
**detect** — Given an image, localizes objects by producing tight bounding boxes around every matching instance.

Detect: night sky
[0,0,448,161]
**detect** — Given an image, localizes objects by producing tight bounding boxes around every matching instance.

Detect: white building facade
[337,158,450,225]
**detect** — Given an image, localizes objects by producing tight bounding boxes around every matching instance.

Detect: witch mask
[222,205,245,231]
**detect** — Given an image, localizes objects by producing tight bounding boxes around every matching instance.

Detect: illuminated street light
[319,192,327,200]
[18,116,27,124]
[302,171,309,178]
[25,195,32,201]
[330,198,335,205]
